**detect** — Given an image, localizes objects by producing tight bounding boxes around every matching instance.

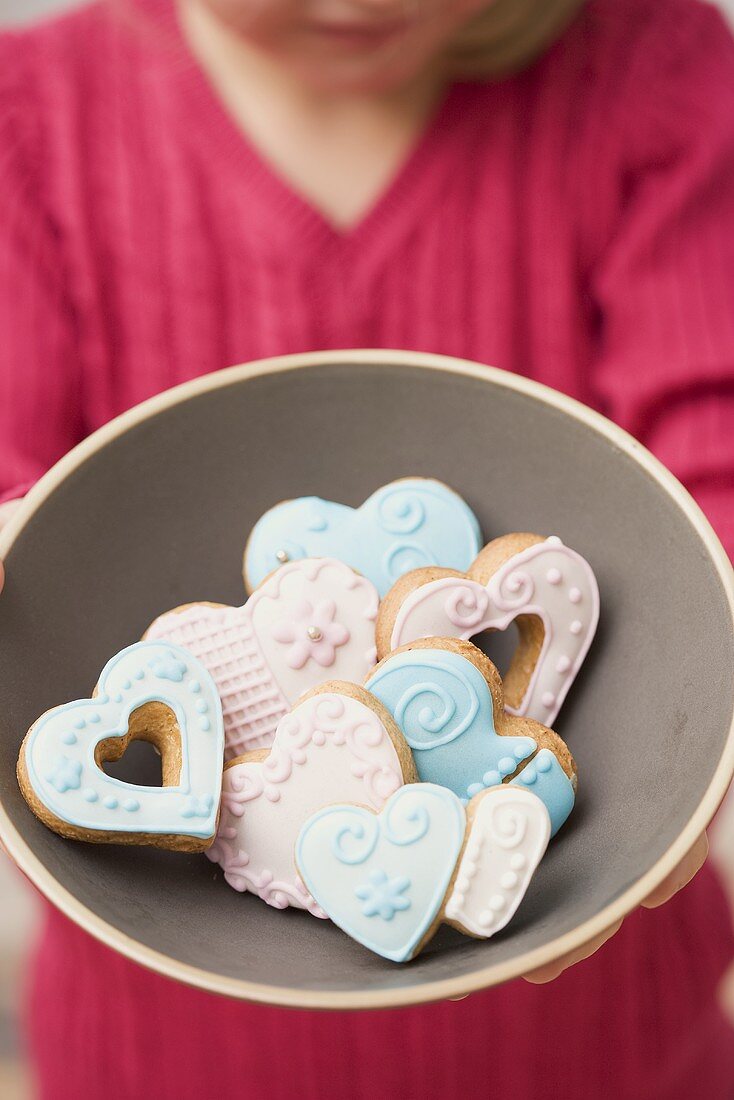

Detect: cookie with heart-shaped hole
[377,533,599,726]
[146,557,379,759]
[243,477,482,597]
[365,638,577,836]
[207,682,417,914]
[17,641,224,851]
[296,782,550,962]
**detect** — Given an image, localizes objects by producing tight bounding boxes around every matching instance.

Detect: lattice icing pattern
[146,558,379,758]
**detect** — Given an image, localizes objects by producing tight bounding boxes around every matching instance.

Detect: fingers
[522,918,624,984]
[522,834,709,984]
[642,832,708,909]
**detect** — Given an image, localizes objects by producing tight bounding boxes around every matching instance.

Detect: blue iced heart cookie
[297,784,466,962]
[365,646,575,836]
[19,641,225,848]
[244,478,482,597]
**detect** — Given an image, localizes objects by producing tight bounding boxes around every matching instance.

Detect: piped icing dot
[513,743,529,760]
[112,693,123,703]
[536,753,552,773]
[89,714,101,724]
[501,871,519,889]
[569,587,582,604]
[466,839,482,861]
[478,910,494,928]
[541,691,555,708]
[519,765,537,785]
[506,573,522,593]
[82,788,98,803]
[61,731,77,745]
[498,756,516,776]
[556,655,571,673]
[546,568,562,585]
[122,680,131,690]
[103,796,118,810]
[189,680,201,694]
[134,669,145,680]
[73,719,86,730]
[123,798,140,812]
[489,894,506,912]
[199,717,211,731]
[570,620,583,635]
[196,700,208,714]
[467,782,483,798]
[482,770,501,788]
[455,876,471,894]
[510,853,527,870]
[462,860,477,877]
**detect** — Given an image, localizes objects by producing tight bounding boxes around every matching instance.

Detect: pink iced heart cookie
[207,684,416,914]
[146,558,379,758]
[377,534,599,726]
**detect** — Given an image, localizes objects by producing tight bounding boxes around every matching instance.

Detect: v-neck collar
[144,0,483,263]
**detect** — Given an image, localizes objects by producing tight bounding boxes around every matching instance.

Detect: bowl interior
[1,356,733,1004]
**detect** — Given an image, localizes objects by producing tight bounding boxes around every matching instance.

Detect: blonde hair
[447,0,587,79]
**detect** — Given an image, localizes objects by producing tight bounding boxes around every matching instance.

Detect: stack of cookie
[17,477,599,964]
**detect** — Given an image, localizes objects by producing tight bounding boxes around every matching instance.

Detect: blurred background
[1,0,733,1096]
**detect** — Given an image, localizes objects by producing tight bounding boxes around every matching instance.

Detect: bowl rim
[1,347,733,1009]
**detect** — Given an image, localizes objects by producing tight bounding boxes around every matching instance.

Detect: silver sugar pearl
[275,549,290,563]
[307,626,323,641]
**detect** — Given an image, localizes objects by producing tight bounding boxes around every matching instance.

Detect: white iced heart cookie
[243,477,482,598]
[146,558,379,758]
[378,533,599,726]
[207,685,416,914]
[444,785,550,938]
[296,783,550,962]
[17,641,225,851]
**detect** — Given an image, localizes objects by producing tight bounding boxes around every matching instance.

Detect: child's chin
[281,43,438,95]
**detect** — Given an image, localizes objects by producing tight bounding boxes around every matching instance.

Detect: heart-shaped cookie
[17,641,224,850]
[297,784,466,961]
[444,785,551,938]
[296,782,550,962]
[378,534,599,726]
[207,684,416,913]
[146,558,379,758]
[365,639,577,836]
[244,478,482,597]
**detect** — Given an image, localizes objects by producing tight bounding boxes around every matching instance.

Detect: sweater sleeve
[589,3,734,556]
[0,33,83,504]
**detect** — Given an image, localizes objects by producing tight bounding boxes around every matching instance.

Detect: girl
[0,0,732,1096]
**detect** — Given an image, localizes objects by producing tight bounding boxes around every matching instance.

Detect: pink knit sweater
[2,1,734,1096]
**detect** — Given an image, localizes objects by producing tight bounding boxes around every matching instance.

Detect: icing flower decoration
[46,755,83,793]
[271,598,350,670]
[355,869,411,920]
[149,654,188,682]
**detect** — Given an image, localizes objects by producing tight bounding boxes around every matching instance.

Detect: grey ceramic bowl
[1,350,733,1009]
